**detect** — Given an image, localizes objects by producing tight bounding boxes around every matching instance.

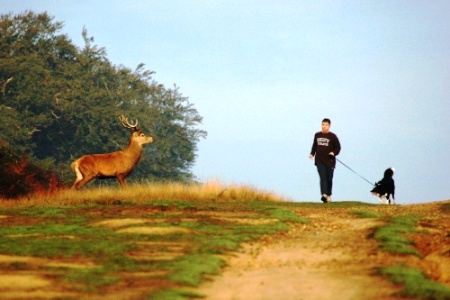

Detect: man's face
[321,122,330,133]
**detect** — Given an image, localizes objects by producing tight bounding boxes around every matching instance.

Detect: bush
[0,142,63,198]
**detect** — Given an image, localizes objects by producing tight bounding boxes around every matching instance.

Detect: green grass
[0,220,135,258]
[263,207,309,223]
[0,199,310,297]
[2,195,446,299]
[167,254,224,286]
[441,202,450,212]
[351,209,385,218]
[65,268,119,291]
[372,213,450,299]
[373,214,420,256]
[322,201,377,208]
[147,289,203,300]
[380,265,450,300]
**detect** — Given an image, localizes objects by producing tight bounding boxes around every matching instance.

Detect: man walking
[309,118,341,203]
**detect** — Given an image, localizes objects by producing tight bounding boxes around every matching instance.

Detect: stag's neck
[124,140,143,160]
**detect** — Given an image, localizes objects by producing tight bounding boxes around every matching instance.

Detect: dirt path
[197,208,406,300]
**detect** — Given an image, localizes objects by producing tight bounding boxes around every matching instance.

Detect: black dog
[371,168,396,204]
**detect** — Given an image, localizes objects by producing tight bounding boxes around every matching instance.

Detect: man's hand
[309,154,314,160]
[329,152,335,161]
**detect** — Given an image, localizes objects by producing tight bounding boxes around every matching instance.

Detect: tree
[0,11,206,185]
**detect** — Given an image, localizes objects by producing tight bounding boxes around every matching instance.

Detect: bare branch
[54,92,61,104]
[1,77,14,94]
[29,128,41,135]
[51,110,61,119]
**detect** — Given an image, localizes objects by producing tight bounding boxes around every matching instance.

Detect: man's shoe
[326,195,332,203]
[321,194,327,203]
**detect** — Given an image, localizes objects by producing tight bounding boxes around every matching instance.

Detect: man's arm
[309,134,317,159]
[333,134,341,156]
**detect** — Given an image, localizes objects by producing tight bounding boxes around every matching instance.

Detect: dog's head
[384,167,395,178]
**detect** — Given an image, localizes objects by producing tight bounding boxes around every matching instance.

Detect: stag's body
[71,116,153,190]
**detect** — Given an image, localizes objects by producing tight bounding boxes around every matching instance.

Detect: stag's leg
[73,173,96,190]
[116,175,127,188]
[73,176,96,190]
[72,164,96,190]
[71,165,83,189]
[71,179,82,190]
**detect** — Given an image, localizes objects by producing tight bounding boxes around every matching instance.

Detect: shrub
[0,142,63,198]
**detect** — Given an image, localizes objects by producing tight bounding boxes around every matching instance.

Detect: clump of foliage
[0,142,62,198]
[380,264,450,300]
[0,11,206,187]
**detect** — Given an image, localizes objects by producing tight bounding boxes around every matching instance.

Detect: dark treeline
[0,11,206,195]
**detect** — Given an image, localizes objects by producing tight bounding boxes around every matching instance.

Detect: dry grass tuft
[0,180,289,208]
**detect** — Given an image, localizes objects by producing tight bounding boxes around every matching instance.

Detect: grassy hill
[0,182,449,299]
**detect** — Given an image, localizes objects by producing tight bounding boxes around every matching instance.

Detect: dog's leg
[378,195,384,204]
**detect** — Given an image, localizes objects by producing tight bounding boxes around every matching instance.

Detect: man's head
[321,118,331,133]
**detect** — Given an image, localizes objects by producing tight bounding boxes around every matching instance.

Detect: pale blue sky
[3,1,449,203]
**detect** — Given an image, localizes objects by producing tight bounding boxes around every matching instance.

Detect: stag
[71,116,153,190]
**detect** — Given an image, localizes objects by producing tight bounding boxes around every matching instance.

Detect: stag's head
[119,115,153,146]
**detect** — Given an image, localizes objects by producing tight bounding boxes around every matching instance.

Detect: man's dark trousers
[316,163,334,196]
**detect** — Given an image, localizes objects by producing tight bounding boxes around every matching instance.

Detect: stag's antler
[119,115,139,131]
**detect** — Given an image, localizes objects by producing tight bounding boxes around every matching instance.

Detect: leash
[336,158,374,186]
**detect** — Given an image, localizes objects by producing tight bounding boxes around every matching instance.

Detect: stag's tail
[70,159,83,188]
[70,160,78,171]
